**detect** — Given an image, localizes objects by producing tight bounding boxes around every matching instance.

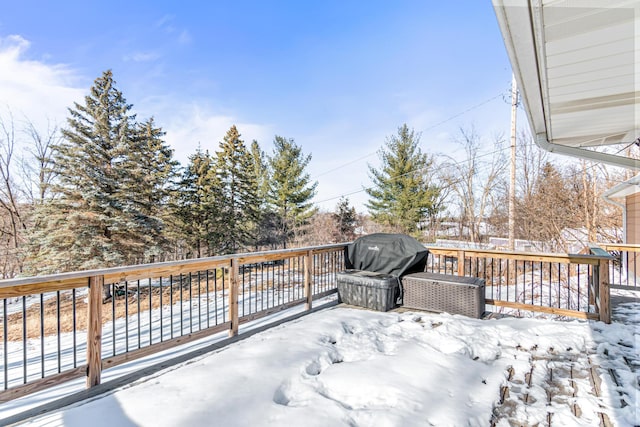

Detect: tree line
[0,70,320,277]
[0,70,634,278]
[349,124,631,251]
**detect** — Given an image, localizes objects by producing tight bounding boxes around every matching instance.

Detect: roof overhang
[492,0,640,170]
[602,173,640,199]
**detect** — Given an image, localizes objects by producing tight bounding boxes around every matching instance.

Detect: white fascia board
[535,133,640,171]
[602,174,640,199]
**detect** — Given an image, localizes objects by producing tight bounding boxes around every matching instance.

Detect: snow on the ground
[13,292,639,427]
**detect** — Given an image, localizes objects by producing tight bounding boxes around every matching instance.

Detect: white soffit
[602,174,640,198]
[493,0,640,169]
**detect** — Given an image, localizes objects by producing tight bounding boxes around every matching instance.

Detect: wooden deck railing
[0,244,347,402]
[596,243,640,289]
[0,241,618,405]
[424,246,612,323]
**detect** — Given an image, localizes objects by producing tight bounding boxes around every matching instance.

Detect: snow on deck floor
[13,294,640,427]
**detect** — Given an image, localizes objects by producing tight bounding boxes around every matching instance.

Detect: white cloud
[123,51,161,62]
[0,35,275,171]
[0,34,84,131]
[153,15,191,45]
[163,104,274,164]
[177,30,192,45]
[155,14,175,31]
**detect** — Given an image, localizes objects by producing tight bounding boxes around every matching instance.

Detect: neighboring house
[603,174,640,280]
[603,174,640,245]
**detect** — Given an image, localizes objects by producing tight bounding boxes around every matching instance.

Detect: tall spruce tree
[26,70,171,273]
[247,140,273,250]
[174,148,221,258]
[366,124,440,236]
[214,126,259,254]
[267,136,317,248]
[124,118,179,261]
[249,140,269,209]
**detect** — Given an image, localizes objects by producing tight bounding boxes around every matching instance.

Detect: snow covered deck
[4,288,638,427]
[0,243,637,425]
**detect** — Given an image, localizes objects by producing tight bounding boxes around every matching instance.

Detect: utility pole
[508,74,518,251]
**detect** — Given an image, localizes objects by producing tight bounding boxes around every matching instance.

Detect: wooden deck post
[229,259,239,337]
[598,259,611,324]
[588,263,598,307]
[457,250,465,277]
[305,250,313,310]
[86,275,104,388]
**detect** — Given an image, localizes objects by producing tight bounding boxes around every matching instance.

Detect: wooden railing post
[87,275,104,388]
[598,259,611,324]
[589,265,598,306]
[457,250,465,277]
[305,250,313,310]
[229,259,239,337]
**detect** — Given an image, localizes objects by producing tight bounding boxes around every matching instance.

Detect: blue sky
[0,1,517,212]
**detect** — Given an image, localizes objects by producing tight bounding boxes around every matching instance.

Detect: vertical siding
[627,192,640,244]
[626,192,640,278]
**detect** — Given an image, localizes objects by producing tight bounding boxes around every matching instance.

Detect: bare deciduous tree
[0,110,27,277]
[567,160,624,245]
[443,128,507,243]
[297,212,336,246]
[21,118,60,204]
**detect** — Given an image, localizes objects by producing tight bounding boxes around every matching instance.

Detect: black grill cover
[345,233,429,278]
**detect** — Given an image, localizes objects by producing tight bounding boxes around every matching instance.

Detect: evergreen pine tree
[27,70,136,272]
[332,197,358,242]
[249,140,269,208]
[366,124,440,236]
[175,148,220,258]
[267,136,317,248]
[123,118,179,262]
[247,140,272,250]
[25,70,176,273]
[214,126,259,254]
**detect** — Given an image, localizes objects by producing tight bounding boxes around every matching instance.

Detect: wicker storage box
[337,269,399,312]
[401,272,485,318]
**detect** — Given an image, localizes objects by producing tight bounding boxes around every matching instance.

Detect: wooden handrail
[596,243,640,252]
[426,246,611,265]
[0,244,348,299]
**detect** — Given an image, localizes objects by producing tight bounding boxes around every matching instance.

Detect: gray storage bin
[401,272,485,318]
[337,269,399,312]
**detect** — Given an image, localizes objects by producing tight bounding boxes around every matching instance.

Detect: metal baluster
[40,294,44,378]
[205,271,210,329]
[3,299,8,389]
[56,291,61,372]
[72,289,77,368]
[170,275,174,339]
[159,277,164,341]
[22,296,27,383]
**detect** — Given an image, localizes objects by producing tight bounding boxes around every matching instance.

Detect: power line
[312,90,509,179]
[314,140,639,207]
[314,153,377,179]
[314,144,512,206]
[315,131,635,210]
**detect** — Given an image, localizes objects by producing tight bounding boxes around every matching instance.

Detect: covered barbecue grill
[337,233,429,311]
